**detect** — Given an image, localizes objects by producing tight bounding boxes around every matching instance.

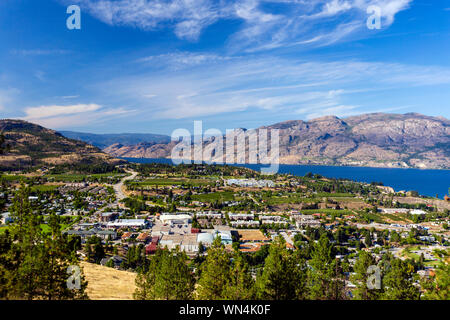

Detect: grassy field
[300,209,355,216]
[46,173,125,182]
[131,178,216,187]
[80,262,136,300]
[30,185,59,192]
[192,191,236,202]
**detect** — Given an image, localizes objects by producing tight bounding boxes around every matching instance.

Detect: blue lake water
[123,158,450,198]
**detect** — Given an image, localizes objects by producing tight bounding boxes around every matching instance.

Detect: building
[107,219,149,229]
[226,179,275,188]
[64,229,117,241]
[379,208,410,214]
[159,214,192,224]
[99,212,119,222]
[229,213,254,221]
[159,234,199,253]
[410,209,427,215]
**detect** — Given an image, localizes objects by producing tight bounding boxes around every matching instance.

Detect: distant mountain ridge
[103,113,450,170]
[0,120,123,170]
[59,131,171,149]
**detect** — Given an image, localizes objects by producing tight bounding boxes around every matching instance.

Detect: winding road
[113,169,138,202]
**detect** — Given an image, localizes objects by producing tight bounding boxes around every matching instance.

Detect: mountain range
[1,113,449,171]
[100,113,450,170]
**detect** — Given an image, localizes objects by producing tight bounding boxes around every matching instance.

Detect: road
[113,169,138,203]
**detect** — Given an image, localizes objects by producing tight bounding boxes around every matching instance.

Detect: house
[100,255,126,268]
[136,232,151,243]
[99,212,119,222]
[145,243,158,255]
[121,232,135,241]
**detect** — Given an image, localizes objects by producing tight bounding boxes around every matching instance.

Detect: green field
[191,191,236,202]
[300,209,355,216]
[30,185,59,192]
[46,173,125,182]
[130,178,216,187]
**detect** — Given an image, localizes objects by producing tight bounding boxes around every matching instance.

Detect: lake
[122,158,450,198]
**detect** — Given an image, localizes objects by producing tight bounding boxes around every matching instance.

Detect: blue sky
[0,0,449,134]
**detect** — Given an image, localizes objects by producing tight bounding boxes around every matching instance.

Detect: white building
[107,219,149,228]
[410,209,427,215]
[159,214,192,224]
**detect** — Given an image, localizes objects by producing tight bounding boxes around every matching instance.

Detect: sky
[0,0,449,135]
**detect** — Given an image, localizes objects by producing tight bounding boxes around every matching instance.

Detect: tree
[421,250,450,300]
[351,251,381,300]
[134,247,194,300]
[196,237,232,300]
[224,252,255,300]
[381,256,420,300]
[0,186,88,300]
[256,236,308,300]
[0,132,10,155]
[307,234,347,300]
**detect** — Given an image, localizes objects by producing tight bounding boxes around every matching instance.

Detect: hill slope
[104,113,450,169]
[0,119,123,170]
[80,262,136,300]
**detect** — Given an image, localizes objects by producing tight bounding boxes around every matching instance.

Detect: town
[1,162,449,299]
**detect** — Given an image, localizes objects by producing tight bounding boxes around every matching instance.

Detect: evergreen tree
[421,250,449,300]
[134,247,194,300]
[0,186,88,299]
[196,237,232,300]
[224,251,255,300]
[256,236,308,300]
[381,256,420,300]
[307,234,347,300]
[351,251,381,300]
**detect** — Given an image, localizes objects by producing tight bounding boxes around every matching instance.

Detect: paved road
[113,170,138,202]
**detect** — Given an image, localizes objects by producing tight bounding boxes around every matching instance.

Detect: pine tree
[421,251,450,300]
[196,237,232,300]
[134,247,194,300]
[224,251,255,300]
[307,234,347,300]
[351,250,381,300]
[1,186,88,299]
[381,255,420,300]
[256,236,308,300]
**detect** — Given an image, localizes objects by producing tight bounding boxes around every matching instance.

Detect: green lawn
[131,178,216,187]
[191,191,236,202]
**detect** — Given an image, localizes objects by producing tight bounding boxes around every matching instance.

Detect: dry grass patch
[81,262,137,300]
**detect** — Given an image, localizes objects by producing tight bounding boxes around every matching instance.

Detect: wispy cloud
[11,49,71,56]
[63,0,412,49]
[22,103,135,129]
[97,52,450,121]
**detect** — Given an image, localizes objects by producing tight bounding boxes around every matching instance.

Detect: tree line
[133,235,448,300]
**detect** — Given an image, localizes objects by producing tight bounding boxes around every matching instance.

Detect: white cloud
[22,103,135,129]
[98,52,450,121]
[24,104,102,119]
[64,0,413,49]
